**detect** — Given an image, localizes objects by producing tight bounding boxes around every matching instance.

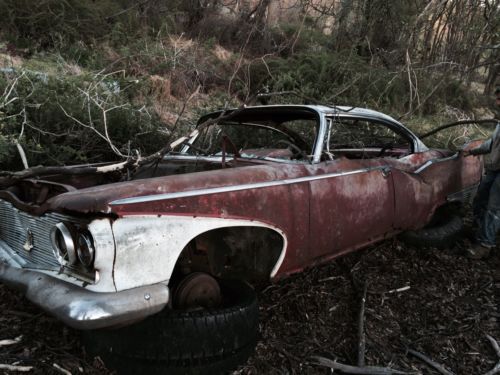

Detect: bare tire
[82,279,258,375]
[399,212,463,249]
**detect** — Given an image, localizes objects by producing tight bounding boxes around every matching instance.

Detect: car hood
[47,164,304,215]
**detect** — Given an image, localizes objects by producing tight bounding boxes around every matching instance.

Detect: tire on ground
[82,279,258,375]
[399,212,463,249]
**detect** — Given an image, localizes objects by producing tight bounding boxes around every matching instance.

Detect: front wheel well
[171,226,285,287]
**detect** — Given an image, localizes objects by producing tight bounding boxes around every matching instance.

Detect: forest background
[0,0,498,170]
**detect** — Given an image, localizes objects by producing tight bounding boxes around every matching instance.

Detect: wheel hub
[173,272,222,309]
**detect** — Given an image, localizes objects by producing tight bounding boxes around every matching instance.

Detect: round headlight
[77,232,95,267]
[50,223,76,266]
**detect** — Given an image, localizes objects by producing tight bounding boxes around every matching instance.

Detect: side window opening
[326,118,412,160]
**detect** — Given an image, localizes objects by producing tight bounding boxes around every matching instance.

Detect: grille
[0,199,91,278]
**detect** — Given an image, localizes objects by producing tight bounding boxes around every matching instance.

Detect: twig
[486,335,500,358]
[407,348,455,375]
[357,281,368,367]
[1,72,25,108]
[0,91,259,187]
[0,364,33,372]
[105,0,153,19]
[15,142,29,169]
[484,334,500,375]
[309,356,413,374]
[53,363,72,375]
[387,286,411,294]
[227,24,257,96]
[170,85,200,133]
[0,336,22,347]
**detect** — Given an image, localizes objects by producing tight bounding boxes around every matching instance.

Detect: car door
[307,116,412,261]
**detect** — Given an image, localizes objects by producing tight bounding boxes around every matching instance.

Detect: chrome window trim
[321,112,427,156]
[110,165,388,206]
[414,152,459,174]
[162,154,306,165]
[312,109,327,163]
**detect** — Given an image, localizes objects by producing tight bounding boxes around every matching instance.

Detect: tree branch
[407,348,455,375]
[309,356,413,374]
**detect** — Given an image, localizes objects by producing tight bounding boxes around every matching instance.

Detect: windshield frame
[180,106,325,163]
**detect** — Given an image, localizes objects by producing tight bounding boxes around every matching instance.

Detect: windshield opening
[184,119,318,161]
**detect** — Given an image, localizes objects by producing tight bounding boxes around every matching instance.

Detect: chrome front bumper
[0,261,170,330]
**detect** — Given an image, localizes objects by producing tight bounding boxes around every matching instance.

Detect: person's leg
[475,170,500,246]
[473,171,496,225]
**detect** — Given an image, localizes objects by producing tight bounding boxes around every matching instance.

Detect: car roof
[198,104,402,127]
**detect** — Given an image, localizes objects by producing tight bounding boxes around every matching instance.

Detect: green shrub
[0,70,169,170]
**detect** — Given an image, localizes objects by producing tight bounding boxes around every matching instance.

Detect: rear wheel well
[171,226,284,287]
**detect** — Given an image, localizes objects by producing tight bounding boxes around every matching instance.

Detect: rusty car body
[0,105,482,332]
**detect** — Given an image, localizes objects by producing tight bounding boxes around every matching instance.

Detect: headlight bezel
[50,222,77,266]
[76,231,95,268]
[51,222,95,268]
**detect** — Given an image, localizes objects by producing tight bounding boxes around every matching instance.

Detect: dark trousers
[473,169,500,246]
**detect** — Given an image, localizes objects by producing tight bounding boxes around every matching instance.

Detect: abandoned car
[0,105,483,373]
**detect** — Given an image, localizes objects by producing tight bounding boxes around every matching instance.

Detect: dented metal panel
[111,216,287,290]
[308,160,395,260]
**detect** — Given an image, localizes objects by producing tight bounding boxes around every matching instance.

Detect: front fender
[111,215,287,291]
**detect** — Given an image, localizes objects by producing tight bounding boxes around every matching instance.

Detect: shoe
[465,243,492,259]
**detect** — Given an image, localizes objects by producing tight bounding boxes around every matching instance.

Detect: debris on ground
[0,235,498,374]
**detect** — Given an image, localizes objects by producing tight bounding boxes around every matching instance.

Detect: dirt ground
[0,232,499,374]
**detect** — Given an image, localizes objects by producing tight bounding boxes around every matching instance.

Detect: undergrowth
[0,1,493,170]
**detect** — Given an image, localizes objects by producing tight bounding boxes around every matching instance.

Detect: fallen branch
[53,363,72,375]
[387,286,411,294]
[484,334,500,375]
[309,356,413,374]
[0,91,259,189]
[0,336,22,347]
[407,348,455,375]
[486,334,500,357]
[357,281,368,367]
[0,364,33,372]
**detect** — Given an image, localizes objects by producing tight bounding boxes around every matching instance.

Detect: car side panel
[390,150,482,230]
[307,158,395,260]
[109,166,311,279]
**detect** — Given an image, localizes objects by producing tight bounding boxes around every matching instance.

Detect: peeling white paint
[111,216,287,291]
[88,219,116,292]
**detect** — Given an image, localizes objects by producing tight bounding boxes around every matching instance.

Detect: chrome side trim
[110,166,387,206]
[414,152,459,174]
[0,262,169,330]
